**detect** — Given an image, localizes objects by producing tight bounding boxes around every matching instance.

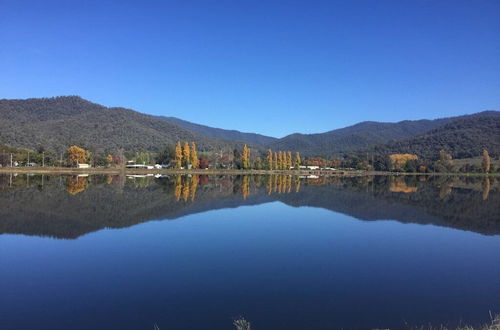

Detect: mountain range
[0,96,498,159]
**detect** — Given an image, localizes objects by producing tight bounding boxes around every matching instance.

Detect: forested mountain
[368,111,500,159]
[0,96,242,153]
[1,96,497,159]
[159,116,278,146]
[268,118,454,156]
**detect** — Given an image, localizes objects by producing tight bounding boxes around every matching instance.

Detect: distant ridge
[268,117,453,156]
[159,116,277,146]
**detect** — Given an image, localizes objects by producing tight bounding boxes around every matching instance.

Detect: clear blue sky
[1,0,499,137]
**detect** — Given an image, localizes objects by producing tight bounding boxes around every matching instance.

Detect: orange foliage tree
[389,154,418,171]
[67,145,87,167]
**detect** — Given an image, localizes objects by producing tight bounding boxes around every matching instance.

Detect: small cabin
[78,163,90,169]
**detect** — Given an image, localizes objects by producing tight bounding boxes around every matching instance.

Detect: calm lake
[0,174,499,329]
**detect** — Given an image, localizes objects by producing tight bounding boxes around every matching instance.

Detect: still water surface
[0,174,499,329]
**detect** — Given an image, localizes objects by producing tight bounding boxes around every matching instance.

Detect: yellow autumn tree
[242,144,250,169]
[67,145,87,167]
[482,149,490,173]
[278,151,283,170]
[183,142,190,168]
[274,152,278,170]
[267,149,273,170]
[175,142,182,169]
[190,142,199,169]
[294,152,301,169]
[389,154,418,171]
[287,151,292,170]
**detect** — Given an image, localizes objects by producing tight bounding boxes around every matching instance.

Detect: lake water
[0,174,499,329]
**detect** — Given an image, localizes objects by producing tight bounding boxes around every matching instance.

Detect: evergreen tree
[233,148,242,169]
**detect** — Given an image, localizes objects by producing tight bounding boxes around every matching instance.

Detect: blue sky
[1,0,499,137]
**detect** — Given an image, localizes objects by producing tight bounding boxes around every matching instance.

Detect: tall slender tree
[267,149,273,170]
[183,142,190,168]
[242,144,251,169]
[287,151,292,169]
[175,142,182,169]
[278,151,283,170]
[294,152,301,169]
[482,149,491,173]
[274,152,278,170]
[190,142,199,169]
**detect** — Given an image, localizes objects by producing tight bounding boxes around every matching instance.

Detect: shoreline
[0,167,496,177]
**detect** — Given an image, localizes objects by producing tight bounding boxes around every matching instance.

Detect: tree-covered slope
[268,118,452,156]
[0,96,242,153]
[368,111,500,159]
[159,116,277,146]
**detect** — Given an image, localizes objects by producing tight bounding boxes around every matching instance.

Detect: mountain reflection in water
[0,174,498,239]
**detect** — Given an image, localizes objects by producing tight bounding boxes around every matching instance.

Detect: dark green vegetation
[0,174,498,239]
[1,96,499,157]
[368,112,500,159]
[269,117,452,156]
[159,116,278,146]
[0,96,243,154]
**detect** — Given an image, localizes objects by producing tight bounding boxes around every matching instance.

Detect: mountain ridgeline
[159,116,278,146]
[0,96,246,154]
[0,96,498,158]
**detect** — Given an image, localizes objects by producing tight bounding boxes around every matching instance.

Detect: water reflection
[0,174,498,239]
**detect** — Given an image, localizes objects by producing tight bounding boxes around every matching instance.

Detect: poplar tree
[278,151,283,170]
[190,142,199,169]
[267,149,273,170]
[294,152,301,169]
[274,152,278,170]
[482,149,491,173]
[287,151,292,169]
[242,144,251,169]
[175,142,183,168]
[183,142,190,168]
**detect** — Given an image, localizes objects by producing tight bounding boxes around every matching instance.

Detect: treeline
[345,149,497,173]
[1,140,498,174]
